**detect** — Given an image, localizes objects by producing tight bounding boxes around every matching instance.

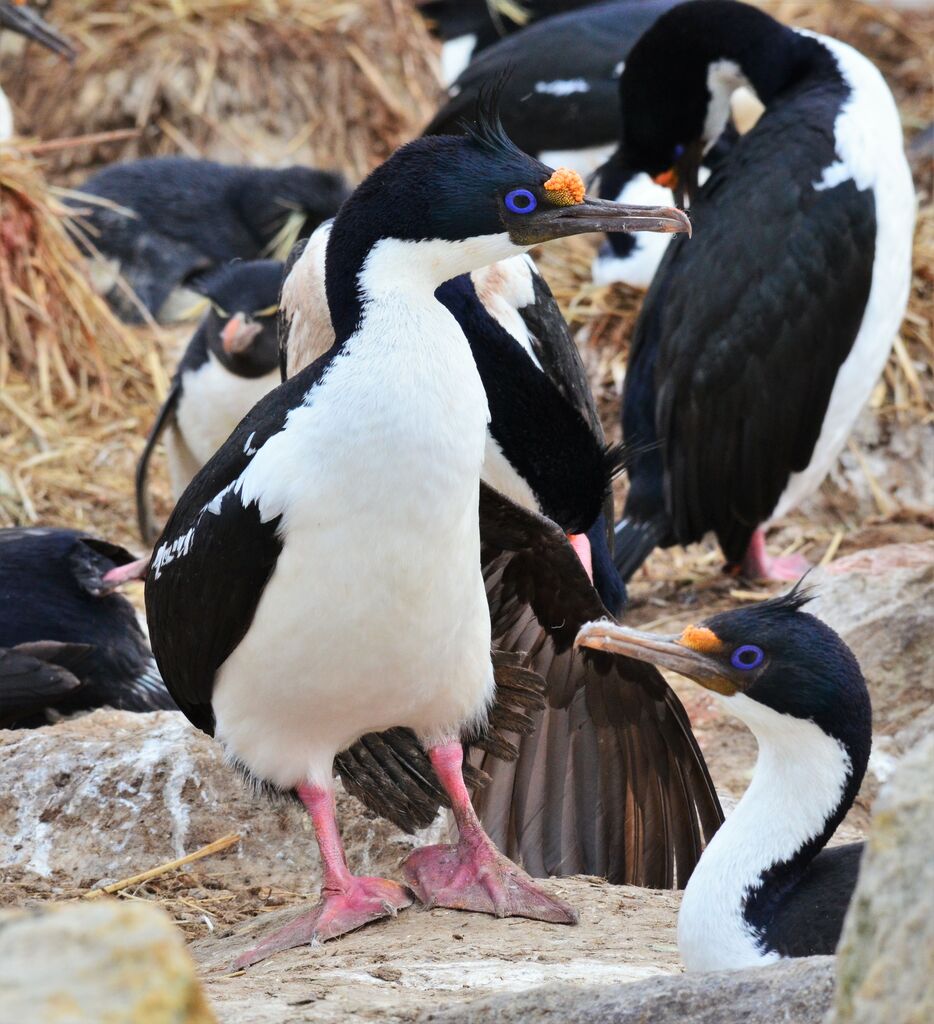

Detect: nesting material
[1,0,443,182]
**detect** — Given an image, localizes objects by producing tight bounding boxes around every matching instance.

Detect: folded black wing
[144,361,332,735]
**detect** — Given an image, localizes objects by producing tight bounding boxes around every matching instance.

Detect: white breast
[591,173,679,289]
[679,693,852,972]
[771,33,915,519]
[212,281,495,791]
[174,356,279,480]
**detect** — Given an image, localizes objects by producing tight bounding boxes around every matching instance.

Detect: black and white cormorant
[145,113,691,966]
[577,583,872,969]
[0,528,175,728]
[136,259,283,543]
[418,0,599,85]
[424,0,680,178]
[281,217,722,889]
[609,0,915,581]
[0,0,74,140]
[68,157,347,322]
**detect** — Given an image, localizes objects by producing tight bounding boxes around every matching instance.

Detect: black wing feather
[145,359,335,735]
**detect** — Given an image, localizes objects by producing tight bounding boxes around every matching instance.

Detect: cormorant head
[326,97,689,339]
[618,0,781,204]
[195,260,283,379]
[0,1,75,59]
[576,582,872,749]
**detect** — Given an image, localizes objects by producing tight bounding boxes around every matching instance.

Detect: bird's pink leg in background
[737,529,811,582]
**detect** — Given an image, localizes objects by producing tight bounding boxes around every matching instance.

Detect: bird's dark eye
[731,645,764,670]
[504,189,537,214]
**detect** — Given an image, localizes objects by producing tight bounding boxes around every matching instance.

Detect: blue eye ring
[504,188,537,214]
[673,143,685,160]
[731,645,764,671]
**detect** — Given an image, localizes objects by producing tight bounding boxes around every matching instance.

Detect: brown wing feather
[475,484,722,887]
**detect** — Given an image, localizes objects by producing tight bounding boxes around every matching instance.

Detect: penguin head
[195,260,283,379]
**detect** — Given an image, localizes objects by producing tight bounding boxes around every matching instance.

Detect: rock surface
[831,733,934,1024]
[807,542,934,805]
[193,877,681,1023]
[0,709,429,889]
[0,899,216,1023]
[415,957,835,1024]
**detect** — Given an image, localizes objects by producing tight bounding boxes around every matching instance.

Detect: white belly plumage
[211,301,495,791]
[175,356,280,484]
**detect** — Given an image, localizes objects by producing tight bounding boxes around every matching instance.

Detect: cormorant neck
[679,691,864,970]
[325,230,519,344]
[685,5,832,144]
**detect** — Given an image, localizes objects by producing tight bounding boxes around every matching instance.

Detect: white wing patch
[151,527,196,580]
[534,78,590,97]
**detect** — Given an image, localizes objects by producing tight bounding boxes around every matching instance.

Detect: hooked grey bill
[513,197,691,246]
[0,3,76,60]
[575,620,738,696]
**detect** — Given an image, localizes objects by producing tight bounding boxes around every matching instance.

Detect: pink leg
[234,784,411,969]
[402,742,578,925]
[568,532,594,582]
[734,529,811,582]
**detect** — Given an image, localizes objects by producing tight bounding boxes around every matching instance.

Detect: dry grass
[0,0,930,603]
[1,0,443,183]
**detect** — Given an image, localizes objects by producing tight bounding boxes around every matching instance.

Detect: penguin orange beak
[221,313,263,355]
[567,533,593,582]
[653,168,678,190]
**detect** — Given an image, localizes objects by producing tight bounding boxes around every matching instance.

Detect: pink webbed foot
[403,834,578,925]
[234,875,412,969]
[735,530,811,582]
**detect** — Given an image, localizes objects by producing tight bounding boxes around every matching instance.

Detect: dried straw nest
[2,0,443,182]
[0,143,171,545]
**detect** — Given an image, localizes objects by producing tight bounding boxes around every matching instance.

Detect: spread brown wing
[474,486,722,887]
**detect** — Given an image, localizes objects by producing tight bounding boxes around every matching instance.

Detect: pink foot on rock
[736,530,811,582]
[403,834,577,924]
[234,875,412,969]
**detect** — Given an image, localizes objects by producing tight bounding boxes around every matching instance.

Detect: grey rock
[0,709,427,889]
[831,733,934,1024]
[0,899,217,1023]
[415,956,835,1024]
[807,543,934,799]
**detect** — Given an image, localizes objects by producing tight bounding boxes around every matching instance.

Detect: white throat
[678,693,852,972]
[356,234,524,304]
[703,59,752,148]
